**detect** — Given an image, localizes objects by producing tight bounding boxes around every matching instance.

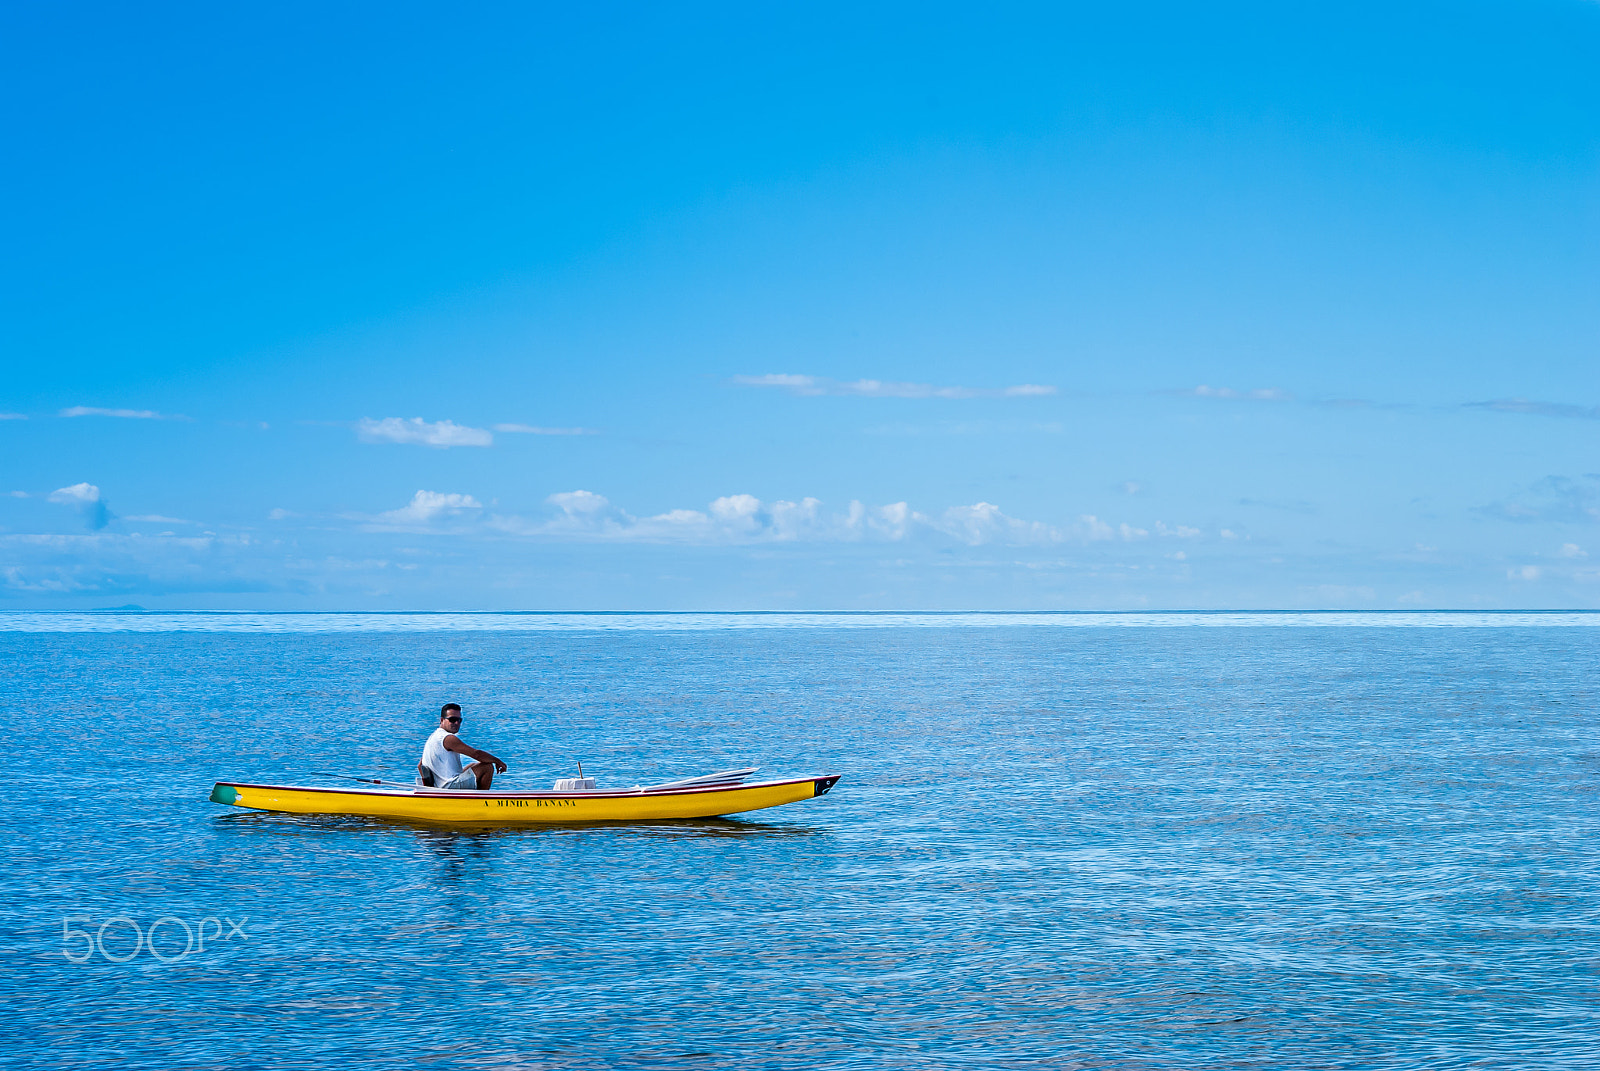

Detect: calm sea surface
[4,613,1597,1069]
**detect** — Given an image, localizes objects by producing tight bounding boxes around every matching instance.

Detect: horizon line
[5,607,1600,616]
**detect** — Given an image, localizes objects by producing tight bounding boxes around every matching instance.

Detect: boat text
[489,798,579,808]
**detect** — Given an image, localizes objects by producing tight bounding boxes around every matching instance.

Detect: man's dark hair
[441,703,461,717]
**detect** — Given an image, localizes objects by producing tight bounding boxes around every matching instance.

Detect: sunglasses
[443,715,462,724]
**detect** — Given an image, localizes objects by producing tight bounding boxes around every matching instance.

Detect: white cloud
[548,490,612,518]
[377,491,484,526]
[7,490,28,498]
[710,493,764,531]
[768,497,826,539]
[493,424,598,436]
[936,503,1016,544]
[1508,565,1542,581]
[47,482,112,530]
[525,495,1178,547]
[1172,386,1293,402]
[737,373,816,392]
[60,406,181,420]
[393,486,1207,551]
[1558,543,1587,559]
[1059,516,1158,543]
[932,503,1078,545]
[1078,515,1115,541]
[518,491,843,544]
[356,417,493,448]
[733,373,1057,400]
[268,508,296,520]
[0,412,26,420]
[49,483,101,505]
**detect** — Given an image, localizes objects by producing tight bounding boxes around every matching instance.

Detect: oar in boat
[318,773,418,790]
[640,767,759,790]
[319,766,758,793]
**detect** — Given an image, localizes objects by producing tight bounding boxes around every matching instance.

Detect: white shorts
[436,767,481,790]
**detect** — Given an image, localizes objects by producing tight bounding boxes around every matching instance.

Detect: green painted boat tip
[210,784,238,805]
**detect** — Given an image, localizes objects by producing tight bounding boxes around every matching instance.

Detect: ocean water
[4,614,1597,1069]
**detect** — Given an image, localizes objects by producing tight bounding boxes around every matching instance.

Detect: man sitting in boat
[417,703,508,790]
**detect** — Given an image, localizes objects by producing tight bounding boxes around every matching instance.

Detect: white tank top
[420,727,465,781]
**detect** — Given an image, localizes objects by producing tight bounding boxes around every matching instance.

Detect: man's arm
[442,734,508,773]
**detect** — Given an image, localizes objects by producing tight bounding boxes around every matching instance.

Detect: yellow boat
[208,771,842,825]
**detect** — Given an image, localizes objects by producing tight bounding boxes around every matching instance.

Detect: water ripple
[4,626,1597,1068]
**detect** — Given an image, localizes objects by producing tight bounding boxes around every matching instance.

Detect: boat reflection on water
[211,810,828,895]
[211,809,823,840]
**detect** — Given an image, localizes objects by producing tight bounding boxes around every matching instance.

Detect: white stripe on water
[2,609,1598,631]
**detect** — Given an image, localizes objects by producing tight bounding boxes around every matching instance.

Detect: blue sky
[2,1,1598,609]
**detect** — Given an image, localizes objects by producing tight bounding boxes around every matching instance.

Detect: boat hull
[209,775,840,824]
